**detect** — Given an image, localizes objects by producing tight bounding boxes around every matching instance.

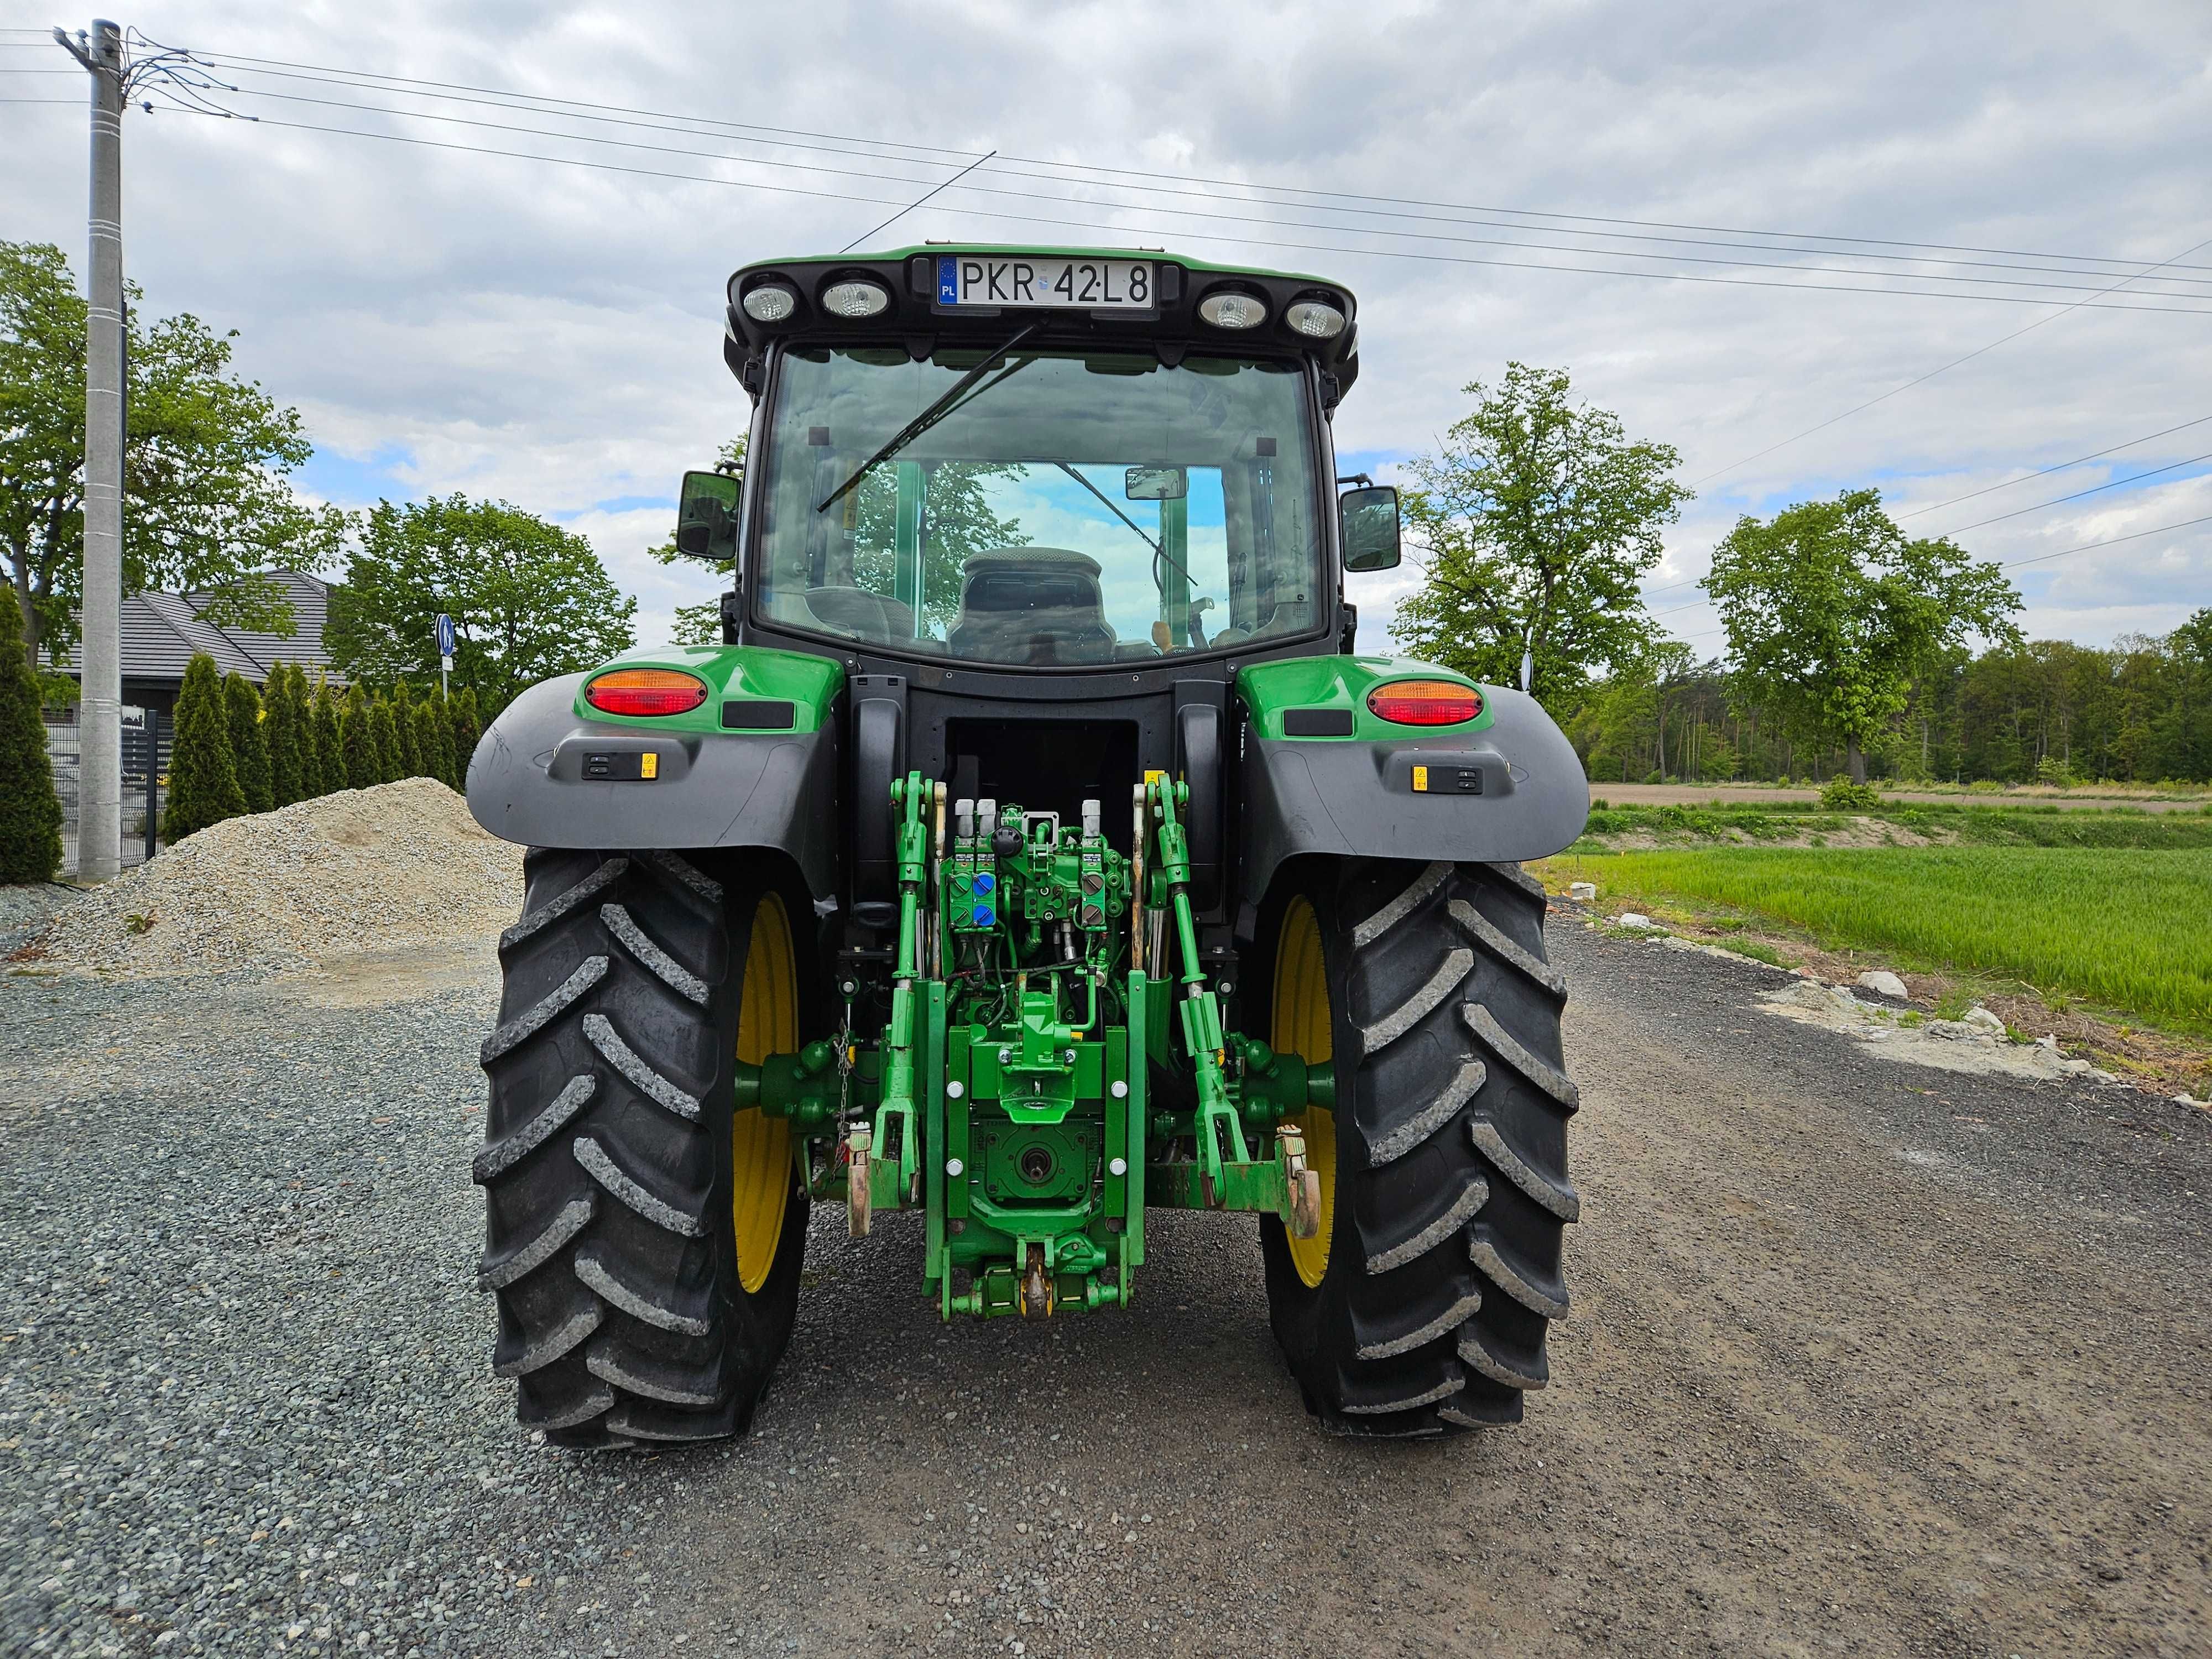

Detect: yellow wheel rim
[1274,896,1337,1288]
[732,892,797,1293]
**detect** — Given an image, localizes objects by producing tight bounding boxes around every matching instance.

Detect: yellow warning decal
[1412,765,1428,792]
[1144,768,1165,785]
[640,752,659,780]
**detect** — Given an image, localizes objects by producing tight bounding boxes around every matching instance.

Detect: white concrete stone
[1856,969,1910,999]
[1568,881,1598,901]
[1617,912,1655,930]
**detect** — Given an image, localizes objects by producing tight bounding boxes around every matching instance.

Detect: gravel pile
[29,781,523,976]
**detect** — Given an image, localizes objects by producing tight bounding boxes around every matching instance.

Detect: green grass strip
[1549,847,2212,1035]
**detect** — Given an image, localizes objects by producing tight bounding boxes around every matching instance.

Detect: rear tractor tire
[1258,858,1579,1436]
[476,848,811,1447]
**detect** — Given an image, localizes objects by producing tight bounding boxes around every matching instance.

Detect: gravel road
[4,918,2207,1657]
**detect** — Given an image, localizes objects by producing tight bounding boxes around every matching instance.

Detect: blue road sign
[436,613,456,656]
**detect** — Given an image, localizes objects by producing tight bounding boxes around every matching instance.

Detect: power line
[192,49,980,161]
[117,102,2212,317]
[1936,450,2212,536]
[186,46,2212,281]
[993,149,2212,278]
[189,60,2212,295]
[1895,413,2212,518]
[2000,512,2212,570]
[185,81,2212,306]
[839,149,998,253]
[1684,233,2212,488]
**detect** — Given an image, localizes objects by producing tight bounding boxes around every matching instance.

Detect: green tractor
[466,247,1588,1446]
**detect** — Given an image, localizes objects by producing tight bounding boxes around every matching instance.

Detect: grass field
[1545,846,2212,1036]
[1578,801,2212,849]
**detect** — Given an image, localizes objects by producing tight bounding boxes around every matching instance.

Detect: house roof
[49,571,343,691]
[185,571,338,677]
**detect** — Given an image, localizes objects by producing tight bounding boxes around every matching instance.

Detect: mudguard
[466,645,844,901]
[1234,657,1589,935]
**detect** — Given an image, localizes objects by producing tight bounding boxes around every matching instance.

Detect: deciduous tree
[1,241,345,670]
[326,494,635,719]
[1391,363,1690,712]
[1704,488,2021,785]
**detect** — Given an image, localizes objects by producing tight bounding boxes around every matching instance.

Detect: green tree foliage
[370,697,403,785]
[223,672,271,815]
[1704,488,2022,785]
[1391,363,1691,713]
[412,695,452,790]
[326,494,636,719]
[0,579,62,881]
[340,682,379,790]
[284,666,320,799]
[449,687,482,786]
[264,660,302,807]
[163,653,243,840]
[311,677,342,798]
[1559,615,2212,786]
[0,241,346,671]
[389,679,421,778]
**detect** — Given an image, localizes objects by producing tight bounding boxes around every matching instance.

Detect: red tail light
[1367,679,1483,726]
[585,668,708,717]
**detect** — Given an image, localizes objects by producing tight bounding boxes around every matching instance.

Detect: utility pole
[55,19,126,882]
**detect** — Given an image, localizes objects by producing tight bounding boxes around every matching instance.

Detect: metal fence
[45,707,168,879]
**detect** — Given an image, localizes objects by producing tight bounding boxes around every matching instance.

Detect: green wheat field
[1545,846,2212,1035]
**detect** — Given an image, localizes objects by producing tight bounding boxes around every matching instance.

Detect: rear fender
[466,645,844,901]
[1233,657,1588,937]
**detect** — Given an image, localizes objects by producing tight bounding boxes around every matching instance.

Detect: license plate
[937,255,1155,311]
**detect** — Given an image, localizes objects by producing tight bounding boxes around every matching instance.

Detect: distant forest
[1568,612,2212,786]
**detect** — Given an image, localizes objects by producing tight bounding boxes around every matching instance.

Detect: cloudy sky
[5,0,2208,657]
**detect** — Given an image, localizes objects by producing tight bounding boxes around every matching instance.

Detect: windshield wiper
[814,322,1042,515]
[1048,463,1208,597]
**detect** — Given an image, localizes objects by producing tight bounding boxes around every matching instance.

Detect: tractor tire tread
[1261,858,1575,1436]
[477,848,808,1449]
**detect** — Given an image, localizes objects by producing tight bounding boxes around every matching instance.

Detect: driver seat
[947,547,1117,664]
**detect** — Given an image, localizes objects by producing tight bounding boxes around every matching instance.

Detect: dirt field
[1587,782,2208,813]
[4,915,2208,1656]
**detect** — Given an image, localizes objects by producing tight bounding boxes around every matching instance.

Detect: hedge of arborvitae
[155,657,487,845]
[0,594,64,883]
[163,654,246,841]
[265,663,303,808]
[225,672,273,815]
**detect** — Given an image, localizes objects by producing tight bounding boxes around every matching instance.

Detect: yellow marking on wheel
[1274,895,1336,1288]
[732,892,796,1293]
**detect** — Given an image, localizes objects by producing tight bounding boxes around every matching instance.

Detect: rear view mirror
[1339,484,1401,571]
[1125,466,1187,500]
[675,469,742,560]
